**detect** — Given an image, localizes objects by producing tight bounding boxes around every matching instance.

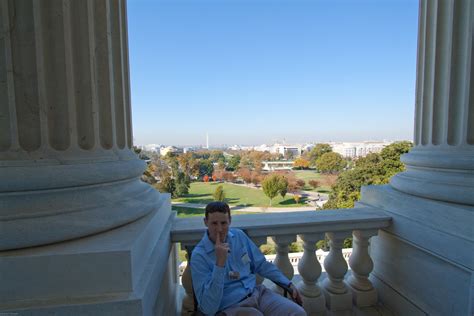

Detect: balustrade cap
[171,207,391,244]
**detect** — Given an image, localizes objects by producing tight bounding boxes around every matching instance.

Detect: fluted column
[391,0,474,205]
[0,0,160,250]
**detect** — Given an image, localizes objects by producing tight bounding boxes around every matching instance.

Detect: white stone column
[0,0,160,250]
[322,231,352,311]
[347,230,378,307]
[390,0,474,205]
[271,235,296,294]
[298,233,326,314]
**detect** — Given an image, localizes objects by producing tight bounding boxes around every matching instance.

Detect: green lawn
[292,170,331,193]
[173,182,308,207]
[173,206,260,218]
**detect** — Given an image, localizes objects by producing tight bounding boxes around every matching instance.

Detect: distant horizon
[128,0,418,146]
[136,137,412,148]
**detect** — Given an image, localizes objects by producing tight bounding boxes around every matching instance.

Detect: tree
[262,174,288,206]
[223,171,236,182]
[293,157,310,170]
[307,143,332,166]
[293,194,301,203]
[141,163,157,185]
[251,170,262,186]
[213,185,226,202]
[324,142,413,209]
[237,167,252,184]
[279,176,289,198]
[212,169,223,182]
[209,150,225,163]
[198,159,214,178]
[156,176,176,197]
[175,171,190,197]
[308,179,320,189]
[226,155,241,171]
[316,152,346,174]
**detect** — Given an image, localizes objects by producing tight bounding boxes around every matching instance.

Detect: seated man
[191,202,306,316]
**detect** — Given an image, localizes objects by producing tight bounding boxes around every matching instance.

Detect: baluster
[271,235,296,294]
[348,230,378,307]
[250,235,268,285]
[298,234,326,314]
[181,244,196,315]
[323,231,353,311]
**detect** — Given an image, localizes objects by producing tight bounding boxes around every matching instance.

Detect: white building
[330,141,392,158]
[160,146,183,156]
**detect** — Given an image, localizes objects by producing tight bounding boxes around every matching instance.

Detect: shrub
[293,194,301,203]
[213,185,226,202]
[260,244,276,255]
[309,179,320,189]
[289,242,303,253]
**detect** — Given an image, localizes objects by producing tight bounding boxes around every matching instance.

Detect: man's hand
[290,283,303,306]
[215,233,229,267]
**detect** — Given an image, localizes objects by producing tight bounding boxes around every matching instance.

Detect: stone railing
[171,207,391,314]
[179,248,354,276]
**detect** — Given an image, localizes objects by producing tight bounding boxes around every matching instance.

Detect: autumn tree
[308,179,320,189]
[222,171,236,182]
[237,167,252,184]
[212,168,226,182]
[293,157,310,170]
[251,170,262,186]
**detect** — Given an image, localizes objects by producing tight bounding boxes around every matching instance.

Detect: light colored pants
[220,285,307,316]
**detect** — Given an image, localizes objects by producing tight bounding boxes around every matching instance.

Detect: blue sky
[127,0,419,146]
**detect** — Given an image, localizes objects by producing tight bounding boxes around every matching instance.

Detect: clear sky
[127,0,419,146]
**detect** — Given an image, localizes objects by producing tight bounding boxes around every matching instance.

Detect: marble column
[0,0,160,250]
[390,0,473,205]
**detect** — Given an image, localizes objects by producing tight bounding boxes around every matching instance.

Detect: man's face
[204,212,231,243]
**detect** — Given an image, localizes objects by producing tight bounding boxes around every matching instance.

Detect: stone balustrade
[171,207,391,315]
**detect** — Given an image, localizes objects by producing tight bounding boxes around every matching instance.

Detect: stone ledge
[0,196,171,305]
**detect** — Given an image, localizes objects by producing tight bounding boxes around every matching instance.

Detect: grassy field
[173,182,308,207]
[292,170,331,193]
[173,206,260,218]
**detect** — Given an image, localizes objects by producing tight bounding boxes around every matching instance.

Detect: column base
[347,285,377,307]
[0,197,178,316]
[322,287,352,311]
[359,185,474,315]
[301,292,327,315]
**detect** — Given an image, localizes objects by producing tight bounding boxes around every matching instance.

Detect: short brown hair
[205,201,231,220]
